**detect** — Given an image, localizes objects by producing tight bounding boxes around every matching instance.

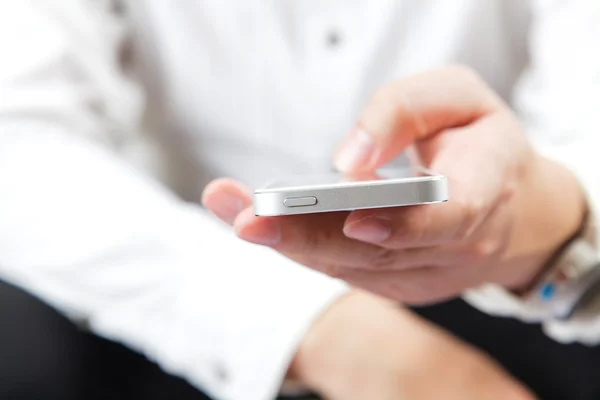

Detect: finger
[344,187,506,250]
[343,116,516,249]
[233,208,380,266]
[202,178,252,225]
[343,201,477,248]
[339,195,511,274]
[233,208,460,269]
[333,66,503,173]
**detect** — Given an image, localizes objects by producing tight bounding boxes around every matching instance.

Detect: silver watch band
[526,239,600,320]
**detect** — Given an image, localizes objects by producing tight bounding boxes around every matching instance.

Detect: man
[0,1,599,399]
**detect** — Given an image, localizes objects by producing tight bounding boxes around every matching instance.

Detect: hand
[203,66,586,304]
[202,170,536,400]
[288,290,536,400]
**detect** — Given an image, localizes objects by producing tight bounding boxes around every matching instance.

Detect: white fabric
[1,1,600,399]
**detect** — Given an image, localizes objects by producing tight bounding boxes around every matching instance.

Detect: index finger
[334,66,503,173]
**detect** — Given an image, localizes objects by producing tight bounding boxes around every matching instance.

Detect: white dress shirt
[1,1,599,400]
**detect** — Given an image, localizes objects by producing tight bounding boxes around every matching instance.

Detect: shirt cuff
[172,214,351,400]
[222,267,349,400]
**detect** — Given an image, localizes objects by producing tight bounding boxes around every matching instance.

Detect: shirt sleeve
[0,3,348,400]
[463,0,600,345]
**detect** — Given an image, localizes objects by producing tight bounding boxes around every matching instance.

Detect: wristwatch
[522,208,600,320]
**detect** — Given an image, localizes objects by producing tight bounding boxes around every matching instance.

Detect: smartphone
[253,167,448,216]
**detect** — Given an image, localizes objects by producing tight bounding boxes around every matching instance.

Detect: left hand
[203,66,586,305]
[287,290,536,400]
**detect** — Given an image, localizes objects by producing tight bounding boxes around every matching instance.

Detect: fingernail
[334,128,375,172]
[210,192,246,225]
[344,216,391,243]
[235,213,282,246]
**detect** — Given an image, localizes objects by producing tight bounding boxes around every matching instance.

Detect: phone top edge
[254,174,447,194]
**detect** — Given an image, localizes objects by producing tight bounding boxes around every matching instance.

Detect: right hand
[287,290,536,400]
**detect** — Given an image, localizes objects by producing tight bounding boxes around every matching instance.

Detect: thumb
[333,66,502,173]
[202,178,252,225]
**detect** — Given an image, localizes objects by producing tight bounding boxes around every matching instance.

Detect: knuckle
[371,83,395,104]
[321,263,344,279]
[462,240,498,263]
[296,225,332,254]
[447,65,482,84]
[395,210,429,244]
[461,246,484,264]
[368,82,406,116]
[404,222,427,244]
[444,65,501,108]
[369,248,398,269]
[297,233,319,253]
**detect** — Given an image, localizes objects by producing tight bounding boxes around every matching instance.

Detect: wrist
[285,291,362,394]
[504,153,587,290]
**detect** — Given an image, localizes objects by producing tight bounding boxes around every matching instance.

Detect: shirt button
[325,29,343,48]
[214,363,229,383]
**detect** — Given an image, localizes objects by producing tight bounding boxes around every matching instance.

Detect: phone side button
[283,196,318,207]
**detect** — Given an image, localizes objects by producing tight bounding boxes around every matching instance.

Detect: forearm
[289,291,534,400]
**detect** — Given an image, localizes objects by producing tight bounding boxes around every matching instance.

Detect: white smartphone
[253,167,448,216]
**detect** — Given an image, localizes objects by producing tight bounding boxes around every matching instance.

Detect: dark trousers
[2,280,600,400]
[0,280,317,400]
[413,302,600,400]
